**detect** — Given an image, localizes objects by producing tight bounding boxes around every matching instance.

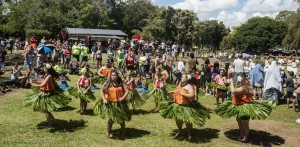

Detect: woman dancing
[24,64,71,127]
[159,74,211,140]
[94,70,131,139]
[215,76,275,142]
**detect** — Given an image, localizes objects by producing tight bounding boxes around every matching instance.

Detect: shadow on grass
[224,129,285,146]
[111,128,151,140]
[54,106,76,112]
[82,109,95,116]
[37,119,87,133]
[171,128,220,143]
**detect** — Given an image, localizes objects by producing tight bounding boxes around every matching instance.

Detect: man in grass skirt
[94,70,131,139]
[159,73,211,140]
[215,76,275,142]
[24,64,71,127]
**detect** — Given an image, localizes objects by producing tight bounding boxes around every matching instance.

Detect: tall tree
[232,17,287,51]
[275,10,296,23]
[193,20,229,50]
[283,12,300,51]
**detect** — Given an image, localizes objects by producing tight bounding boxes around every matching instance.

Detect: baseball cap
[294,78,300,84]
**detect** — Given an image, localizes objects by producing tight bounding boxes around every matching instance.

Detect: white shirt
[177,61,184,72]
[233,58,246,73]
[172,44,177,51]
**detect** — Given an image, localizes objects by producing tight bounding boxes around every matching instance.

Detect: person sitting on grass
[10,61,27,88]
[0,61,5,75]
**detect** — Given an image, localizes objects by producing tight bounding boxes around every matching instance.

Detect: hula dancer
[215,77,275,142]
[93,60,112,85]
[214,69,228,106]
[68,67,95,114]
[24,64,71,127]
[94,70,131,139]
[124,74,145,110]
[159,74,211,140]
[144,68,171,108]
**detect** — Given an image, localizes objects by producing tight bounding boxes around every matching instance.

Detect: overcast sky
[151,0,298,28]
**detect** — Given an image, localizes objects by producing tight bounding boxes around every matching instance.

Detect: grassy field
[1,70,300,147]
[1,54,300,146]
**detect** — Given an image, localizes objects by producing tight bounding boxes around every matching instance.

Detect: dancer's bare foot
[108,133,113,138]
[174,131,181,138]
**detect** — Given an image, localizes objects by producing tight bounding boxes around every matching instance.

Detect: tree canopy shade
[232,17,287,51]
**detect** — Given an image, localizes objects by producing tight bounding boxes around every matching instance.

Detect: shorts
[64,58,71,64]
[286,91,295,99]
[127,66,134,71]
[96,57,102,61]
[108,58,114,63]
[81,56,88,62]
[91,52,96,57]
[296,96,300,112]
[24,62,32,71]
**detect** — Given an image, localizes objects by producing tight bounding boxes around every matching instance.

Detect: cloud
[242,0,297,12]
[211,11,247,28]
[172,0,239,18]
[169,0,298,28]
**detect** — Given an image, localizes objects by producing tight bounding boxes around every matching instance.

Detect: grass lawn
[1,55,300,146]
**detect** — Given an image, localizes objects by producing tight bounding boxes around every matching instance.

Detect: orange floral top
[174,86,193,105]
[39,76,55,92]
[104,86,124,103]
[101,68,112,79]
[232,93,253,105]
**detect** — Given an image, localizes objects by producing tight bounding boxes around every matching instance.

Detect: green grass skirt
[67,87,96,102]
[92,76,106,84]
[205,82,217,88]
[94,100,132,124]
[126,89,145,109]
[215,99,276,119]
[158,101,211,127]
[24,87,72,112]
[143,87,172,103]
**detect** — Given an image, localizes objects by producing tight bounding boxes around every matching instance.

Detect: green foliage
[215,99,275,120]
[159,101,211,127]
[232,17,287,51]
[3,0,114,35]
[143,87,172,103]
[126,89,145,109]
[67,87,96,102]
[194,20,229,50]
[275,10,296,23]
[24,89,72,112]
[94,100,131,124]
[25,29,51,42]
[283,12,300,51]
